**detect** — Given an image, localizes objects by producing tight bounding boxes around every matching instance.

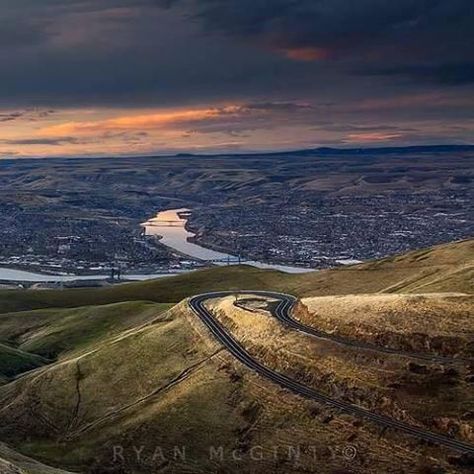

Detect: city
[0,148,472,280]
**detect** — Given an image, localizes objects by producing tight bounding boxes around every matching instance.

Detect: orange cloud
[345,132,403,143]
[41,106,242,136]
[280,47,329,61]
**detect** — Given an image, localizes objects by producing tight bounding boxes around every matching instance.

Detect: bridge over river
[142,208,312,274]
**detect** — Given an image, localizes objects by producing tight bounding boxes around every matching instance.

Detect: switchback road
[189,291,474,455]
[255,290,469,365]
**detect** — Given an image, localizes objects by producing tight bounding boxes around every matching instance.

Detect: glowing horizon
[0,1,473,158]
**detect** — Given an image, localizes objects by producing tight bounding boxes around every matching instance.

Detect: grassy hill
[0,442,74,473]
[0,303,252,472]
[0,301,171,387]
[0,302,465,473]
[298,293,474,357]
[209,294,473,440]
[0,239,471,473]
[0,343,47,380]
[0,301,171,360]
[0,239,472,315]
[290,238,474,296]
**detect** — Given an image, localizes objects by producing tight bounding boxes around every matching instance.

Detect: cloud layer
[0,0,472,156]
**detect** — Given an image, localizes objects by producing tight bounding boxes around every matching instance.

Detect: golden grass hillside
[0,301,171,386]
[289,238,474,297]
[297,293,474,357]
[208,295,473,444]
[0,301,171,360]
[0,238,471,314]
[0,300,464,473]
[0,239,471,473]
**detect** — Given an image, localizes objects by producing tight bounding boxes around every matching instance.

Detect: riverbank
[0,207,315,283]
[143,208,314,274]
[0,265,186,284]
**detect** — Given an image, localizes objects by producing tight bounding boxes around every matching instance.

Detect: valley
[0,239,472,472]
[1,146,472,280]
[2,1,472,472]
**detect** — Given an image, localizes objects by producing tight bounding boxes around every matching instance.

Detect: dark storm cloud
[170,0,473,69]
[1,0,283,106]
[367,62,474,85]
[0,0,472,114]
[0,1,132,46]
[188,0,435,48]
[0,21,48,48]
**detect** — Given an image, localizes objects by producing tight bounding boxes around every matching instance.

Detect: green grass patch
[0,266,291,313]
[0,239,471,315]
[0,301,172,359]
[0,342,46,378]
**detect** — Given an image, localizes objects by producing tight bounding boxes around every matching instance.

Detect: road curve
[250,290,469,365]
[189,291,474,455]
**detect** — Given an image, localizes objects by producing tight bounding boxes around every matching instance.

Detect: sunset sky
[1,0,473,158]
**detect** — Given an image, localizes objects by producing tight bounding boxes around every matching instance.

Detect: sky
[0,0,473,158]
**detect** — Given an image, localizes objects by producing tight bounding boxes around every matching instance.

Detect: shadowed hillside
[0,239,471,473]
[0,442,74,473]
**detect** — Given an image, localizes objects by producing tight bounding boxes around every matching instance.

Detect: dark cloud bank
[0,0,472,151]
[0,0,472,106]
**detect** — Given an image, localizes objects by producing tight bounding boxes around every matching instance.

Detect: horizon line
[1,143,473,161]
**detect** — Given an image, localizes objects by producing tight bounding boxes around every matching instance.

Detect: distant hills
[284,144,474,155]
[2,144,473,163]
[169,144,474,160]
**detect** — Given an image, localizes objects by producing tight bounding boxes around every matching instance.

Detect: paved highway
[189,290,474,455]
[253,290,469,365]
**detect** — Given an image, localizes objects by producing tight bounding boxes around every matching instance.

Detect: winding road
[189,290,474,455]
[253,290,468,365]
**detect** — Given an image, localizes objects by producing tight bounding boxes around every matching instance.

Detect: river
[0,267,183,283]
[0,208,312,283]
[142,208,312,274]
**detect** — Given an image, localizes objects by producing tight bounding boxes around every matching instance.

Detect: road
[252,290,468,365]
[189,290,474,455]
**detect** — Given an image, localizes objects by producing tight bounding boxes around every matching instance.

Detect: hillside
[0,343,47,380]
[289,238,474,297]
[297,293,473,358]
[0,301,468,473]
[0,443,73,474]
[0,301,171,360]
[209,294,473,439]
[0,239,471,473]
[0,238,472,315]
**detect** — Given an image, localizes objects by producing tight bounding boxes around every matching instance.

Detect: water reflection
[142,208,312,274]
